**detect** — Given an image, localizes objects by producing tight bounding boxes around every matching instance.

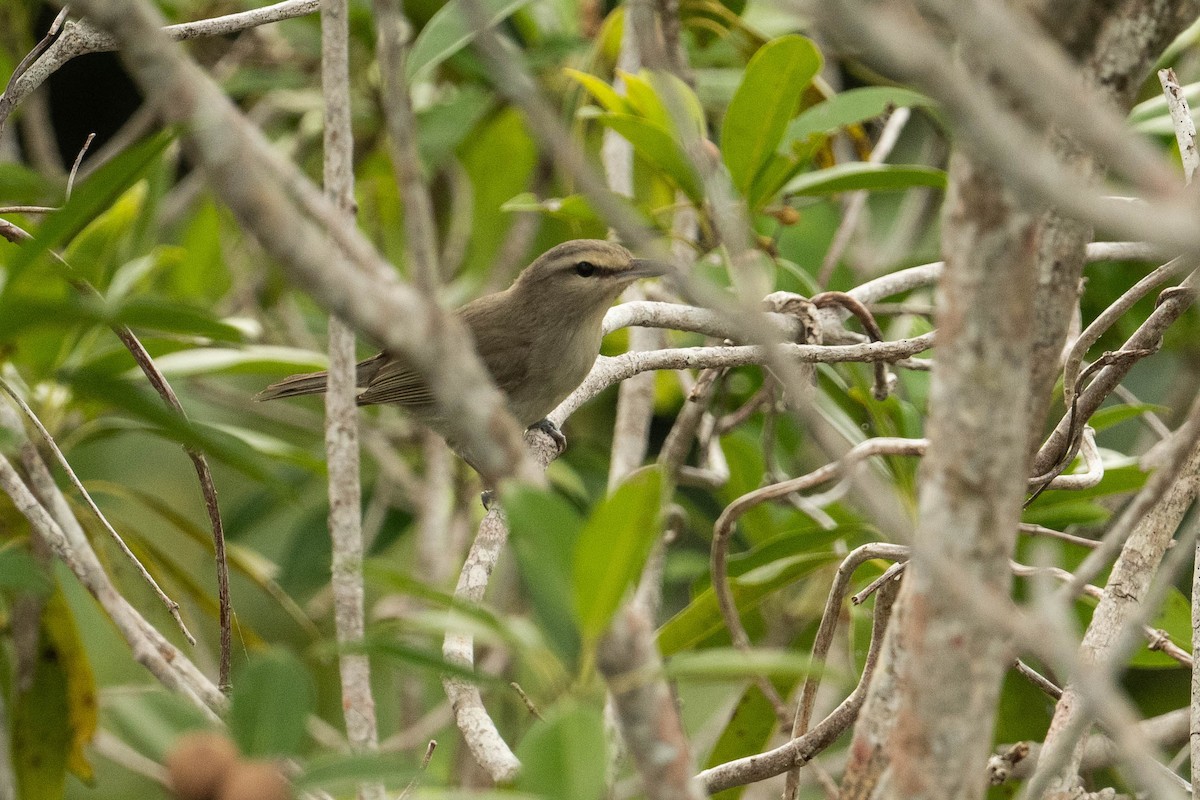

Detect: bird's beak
[629,258,672,279]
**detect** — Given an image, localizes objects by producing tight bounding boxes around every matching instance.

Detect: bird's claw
[529,418,567,455]
[480,489,495,510]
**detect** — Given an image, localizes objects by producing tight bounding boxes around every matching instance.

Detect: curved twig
[700,573,900,794]
[709,439,926,728]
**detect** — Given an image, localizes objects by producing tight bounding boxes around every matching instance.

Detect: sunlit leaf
[722,35,822,196]
[564,68,632,114]
[594,112,702,200]
[4,130,174,282]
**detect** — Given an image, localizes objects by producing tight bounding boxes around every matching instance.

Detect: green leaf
[1134,587,1191,669]
[779,86,936,152]
[665,648,817,681]
[228,649,314,758]
[594,112,702,201]
[564,68,632,114]
[129,346,327,378]
[501,484,584,663]
[13,584,97,799]
[406,0,535,83]
[517,703,607,800]
[722,35,822,196]
[657,552,839,656]
[5,130,174,282]
[297,752,414,794]
[782,163,947,196]
[1087,403,1168,432]
[501,192,602,225]
[703,684,784,800]
[572,467,662,642]
[61,372,274,483]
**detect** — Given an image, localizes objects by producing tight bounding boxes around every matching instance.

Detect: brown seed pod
[216,760,291,800]
[165,731,240,800]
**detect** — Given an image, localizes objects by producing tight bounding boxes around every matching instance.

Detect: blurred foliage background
[0,0,1198,798]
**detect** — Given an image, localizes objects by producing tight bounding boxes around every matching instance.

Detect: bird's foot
[480,489,495,510]
[528,418,567,455]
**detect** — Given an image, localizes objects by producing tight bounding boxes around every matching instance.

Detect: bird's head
[511,239,669,315]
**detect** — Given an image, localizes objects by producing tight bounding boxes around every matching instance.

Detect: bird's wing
[356,357,436,407]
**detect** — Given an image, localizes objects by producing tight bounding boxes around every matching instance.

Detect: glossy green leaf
[722,35,822,196]
[406,0,535,83]
[229,649,314,758]
[782,163,947,196]
[517,703,607,800]
[658,552,839,656]
[779,86,936,152]
[572,467,662,641]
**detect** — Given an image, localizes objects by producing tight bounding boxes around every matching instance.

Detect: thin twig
[321,3,381,798]
[701,575,900,794]
[0,377,194,643]
[710,439,926,726]
[0,212,233,689]
[65,133,96,201]
[786,544,909,798]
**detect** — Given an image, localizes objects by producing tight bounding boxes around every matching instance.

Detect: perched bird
[256,239,668,471]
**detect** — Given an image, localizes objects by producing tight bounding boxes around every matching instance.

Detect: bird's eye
[574,261,597,277]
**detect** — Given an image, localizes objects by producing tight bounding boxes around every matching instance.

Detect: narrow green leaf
[665,648,817,681]
[721,35,822,196]
[779,86,936,152]
[501,192,602,225]
[406,0,535,83]
[228,650,314,758]
[129,346,327,378]
[1087,403,1168,432]
[572,467,662,641]
[782,163,947,196]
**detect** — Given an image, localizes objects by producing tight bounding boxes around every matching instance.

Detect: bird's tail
[255,370,329,401]
[255,353,387,402]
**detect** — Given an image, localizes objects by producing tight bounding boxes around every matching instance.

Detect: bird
[256,239,668,473]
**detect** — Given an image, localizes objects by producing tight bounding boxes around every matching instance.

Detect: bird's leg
[528,418,567,455]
